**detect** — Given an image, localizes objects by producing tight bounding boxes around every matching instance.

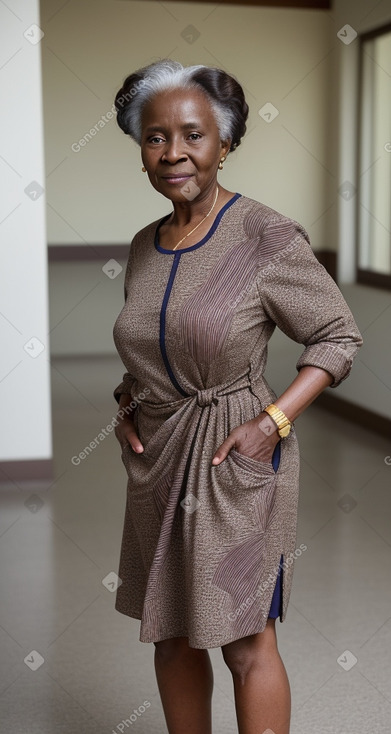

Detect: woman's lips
[161,175,193,184]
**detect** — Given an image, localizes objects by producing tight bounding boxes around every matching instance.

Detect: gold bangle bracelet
[263,403,292,438]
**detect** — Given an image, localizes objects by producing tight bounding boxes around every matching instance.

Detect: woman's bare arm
[267,364,333,424]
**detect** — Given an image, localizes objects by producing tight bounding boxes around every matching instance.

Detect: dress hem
[114,603,286,649]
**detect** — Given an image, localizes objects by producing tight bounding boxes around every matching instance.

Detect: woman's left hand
[212,412,280,465]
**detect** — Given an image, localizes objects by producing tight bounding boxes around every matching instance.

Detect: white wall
[0,0,52,464]
[42,0,333,246]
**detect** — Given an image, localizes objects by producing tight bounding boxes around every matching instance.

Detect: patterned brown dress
[112,193,363,649]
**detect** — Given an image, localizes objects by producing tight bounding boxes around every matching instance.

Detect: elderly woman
[112,60,362,734]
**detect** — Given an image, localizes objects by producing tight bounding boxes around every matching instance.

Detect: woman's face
[140,87,230,202]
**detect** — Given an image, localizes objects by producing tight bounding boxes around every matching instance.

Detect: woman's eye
[188,133,201,140]
[149,136,164,144]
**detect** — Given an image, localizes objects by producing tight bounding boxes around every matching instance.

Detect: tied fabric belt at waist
[135,372,257,414]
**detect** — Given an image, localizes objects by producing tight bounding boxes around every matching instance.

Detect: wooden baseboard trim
[0,459,54,488]
[315,392,391,438]
[48,247,338,277]
[1,396,387,486]
[48,244,129,262]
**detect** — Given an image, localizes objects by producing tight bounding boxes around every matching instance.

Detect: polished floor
[1,355,390,733]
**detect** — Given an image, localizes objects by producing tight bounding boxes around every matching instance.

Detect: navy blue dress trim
[154,192,242,254]
[157,192,242,395]
[159,255,189,397]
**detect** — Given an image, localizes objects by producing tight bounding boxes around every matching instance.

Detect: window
[357,23,391,289]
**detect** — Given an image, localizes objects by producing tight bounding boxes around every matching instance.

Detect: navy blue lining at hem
[268,442,283,619]
[268,554,284,619]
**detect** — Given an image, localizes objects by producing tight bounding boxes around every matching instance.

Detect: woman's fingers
[235,434,279,463]
[212,437,236,465]
[115,418,144,453]
[124,427,144,453]
[130,439,144,453]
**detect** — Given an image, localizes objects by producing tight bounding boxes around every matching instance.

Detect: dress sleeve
[113,238,137,405]
[255,215,363,388]
[113,373,136,405]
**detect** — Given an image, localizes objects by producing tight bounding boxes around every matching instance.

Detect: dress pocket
[120,441,131,464]
[213,445,278,531]
[229,439,281,477]
[229,447,276,476]
[138,411,180,462]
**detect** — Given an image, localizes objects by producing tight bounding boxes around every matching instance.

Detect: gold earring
[141,166,146,172]
[218,156,226,170]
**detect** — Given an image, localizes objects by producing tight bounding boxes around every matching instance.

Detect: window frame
[356,21,391,290]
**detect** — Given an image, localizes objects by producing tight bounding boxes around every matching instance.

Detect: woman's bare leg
[221,619,290,734]
[154,636,214,734]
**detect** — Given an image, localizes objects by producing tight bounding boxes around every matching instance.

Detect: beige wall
[42,0,391,420]
[266,0,391,420]
[42,0,334,247]
[331,0,391,418]
[44,0,335,361]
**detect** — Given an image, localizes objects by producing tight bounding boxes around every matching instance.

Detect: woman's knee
[221,621,278,682]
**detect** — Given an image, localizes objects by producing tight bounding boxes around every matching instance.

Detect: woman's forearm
[265,365,334,426]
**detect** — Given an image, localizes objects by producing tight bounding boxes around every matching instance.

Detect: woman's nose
[161,140,187,163]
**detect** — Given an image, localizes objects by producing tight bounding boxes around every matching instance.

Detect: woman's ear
[221,139,231,157]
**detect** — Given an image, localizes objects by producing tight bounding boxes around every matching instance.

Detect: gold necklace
[171,186,219,251]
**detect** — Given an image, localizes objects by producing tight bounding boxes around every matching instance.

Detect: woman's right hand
[115,415,144,453]
[114,399,144,453]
